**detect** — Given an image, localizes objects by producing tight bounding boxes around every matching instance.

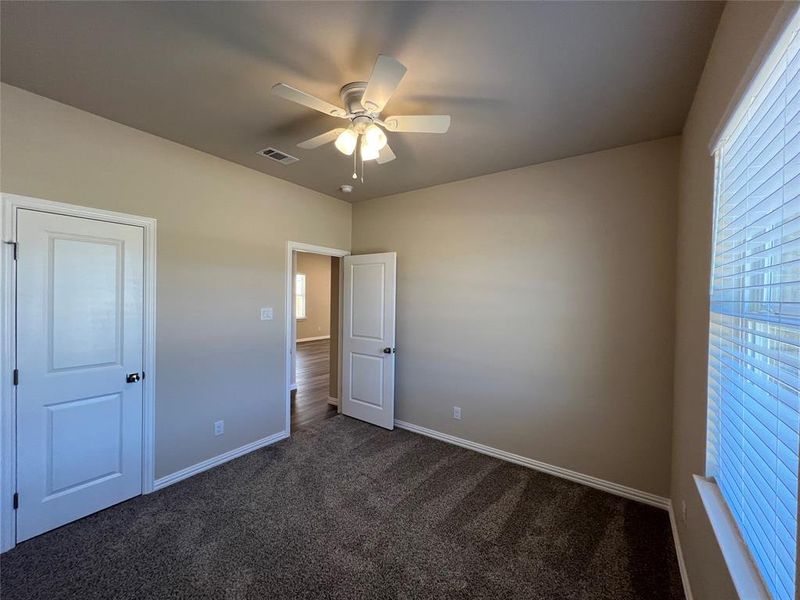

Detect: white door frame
[285,242,349,434]
[0,193,157,553]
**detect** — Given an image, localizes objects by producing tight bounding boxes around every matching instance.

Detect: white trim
[289,242,351,257]
[289,383,298,392]
[0,193,157,553]
[297,335,331,343]
[394,420,670,510]
[153,430,289,491]
[668,501,694,600]
[694,475,770,600]
[285,242,349,436]
[709,3,800,152]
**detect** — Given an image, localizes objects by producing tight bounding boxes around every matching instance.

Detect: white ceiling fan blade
[382,115,451,133]
[361,55,407,113]
[297,128,346,149]
[271,83,347,118]
[376,144,396,164]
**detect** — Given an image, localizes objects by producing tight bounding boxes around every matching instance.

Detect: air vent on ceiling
[256,147,299,165]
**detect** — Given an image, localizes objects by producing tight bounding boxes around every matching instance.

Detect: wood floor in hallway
[292,338,337,430]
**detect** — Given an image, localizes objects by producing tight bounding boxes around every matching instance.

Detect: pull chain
[349,136,367,184]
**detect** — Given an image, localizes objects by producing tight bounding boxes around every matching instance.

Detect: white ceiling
[0,1,723,202]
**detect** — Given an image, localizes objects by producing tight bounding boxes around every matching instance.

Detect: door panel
[341,253,396,429]
[47,393,123,495]
[351,263,385,339]
[16,209,144,542]
[51,238,122,369]
[350,353,384,408]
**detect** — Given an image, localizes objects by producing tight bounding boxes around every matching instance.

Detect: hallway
[292,339,337,430]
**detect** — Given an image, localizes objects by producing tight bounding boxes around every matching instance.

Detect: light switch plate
[260,307,273,321]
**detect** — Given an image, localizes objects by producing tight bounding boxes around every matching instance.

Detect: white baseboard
[297,335,330,343]
[394,420,670,510]
[153,430,289,491]
[668,501,694,600]
[327,396,338,406]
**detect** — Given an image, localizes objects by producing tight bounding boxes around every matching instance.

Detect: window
[295,273,306,319]
[707,13,800,600]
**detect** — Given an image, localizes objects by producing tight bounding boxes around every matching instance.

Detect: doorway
[285,243,398,435]
[292,251,337,429]
[285,243,349,434]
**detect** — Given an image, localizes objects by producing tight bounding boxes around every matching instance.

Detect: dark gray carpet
[1,415,684,599]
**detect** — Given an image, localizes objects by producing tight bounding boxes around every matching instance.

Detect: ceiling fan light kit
[271,54,451,182]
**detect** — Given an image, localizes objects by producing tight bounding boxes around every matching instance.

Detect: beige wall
[670,3,792,598]
[352,137,680,497]
[296,252,331,340]
[0,84,351,479]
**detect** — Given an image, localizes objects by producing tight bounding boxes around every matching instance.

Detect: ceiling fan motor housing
[339,82,372,118]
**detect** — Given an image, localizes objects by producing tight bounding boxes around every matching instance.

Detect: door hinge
[4,241,17,261]
[12,493,18,510]
[12,369,18,386]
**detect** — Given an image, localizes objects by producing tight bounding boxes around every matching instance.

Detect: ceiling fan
[271,55,451,167]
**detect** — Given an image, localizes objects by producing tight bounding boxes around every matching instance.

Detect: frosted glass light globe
[363,123,387,151]
[334,128,358,156]
[361,137,380,161]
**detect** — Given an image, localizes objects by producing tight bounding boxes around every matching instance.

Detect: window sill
[295,317,306,321]
[693,475,770,600]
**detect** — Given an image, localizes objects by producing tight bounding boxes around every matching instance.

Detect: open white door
[15,209,144,542]
[341,252,396,429]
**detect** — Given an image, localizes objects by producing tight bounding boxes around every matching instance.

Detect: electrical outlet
[681,499,687,524]
[260,307,273,321]
[214,420,224,436]
[453,406,462,420]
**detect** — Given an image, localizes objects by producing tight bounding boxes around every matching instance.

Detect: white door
[341,252,396,429]
[16,209,144,542]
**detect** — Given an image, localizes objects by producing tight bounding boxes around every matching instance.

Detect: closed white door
[341,253,396,429]
[16,209,144,542]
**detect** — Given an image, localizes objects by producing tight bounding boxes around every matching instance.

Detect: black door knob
[126,372,141,383]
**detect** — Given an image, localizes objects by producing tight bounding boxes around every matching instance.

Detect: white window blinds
[707,17,800,600]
